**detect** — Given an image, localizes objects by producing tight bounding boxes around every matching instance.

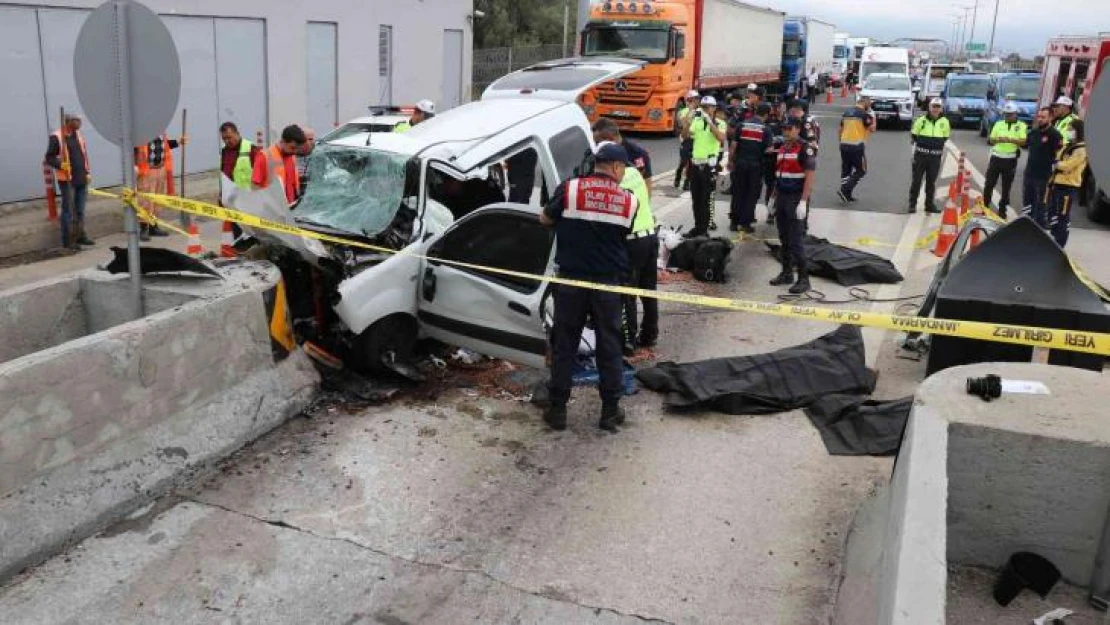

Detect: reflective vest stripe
[990,120,1026,157]
[776,144,808,184]
[740,124,765,142]
[622,168,654,233]
[52,130,88,182]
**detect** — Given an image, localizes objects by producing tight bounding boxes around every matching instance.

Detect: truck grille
[596,77,654,105]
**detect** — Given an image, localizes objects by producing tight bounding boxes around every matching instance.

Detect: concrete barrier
[836,362,1110,623]
[0,261,318,582]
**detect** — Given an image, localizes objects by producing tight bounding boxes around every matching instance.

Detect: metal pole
[563,2,570,58]
[969,0,979,54]
[113,0,143,319]
[179,108,191,229]
[988,0,1000,56]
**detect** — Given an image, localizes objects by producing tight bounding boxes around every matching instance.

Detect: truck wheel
[348,314,418,374]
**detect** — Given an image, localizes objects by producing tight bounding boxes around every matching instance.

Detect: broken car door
[417,206,555,369]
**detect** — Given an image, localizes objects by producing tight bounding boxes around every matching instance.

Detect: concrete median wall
[0,264,318,582]
[836,362,1110,624]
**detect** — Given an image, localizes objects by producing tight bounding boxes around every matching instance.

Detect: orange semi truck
[579,0,785,134]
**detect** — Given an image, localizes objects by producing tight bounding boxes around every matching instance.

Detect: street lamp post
[969,0,980,54]
[988,0,1001,56]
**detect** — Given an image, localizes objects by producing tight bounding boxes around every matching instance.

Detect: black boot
[789,272,811,295]
[599,402,626,432]
[543,403,568,431]
[769,264,794,286]
[75,222,95,246]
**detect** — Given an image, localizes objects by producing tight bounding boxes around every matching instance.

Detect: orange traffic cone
[841,82,848,98]
[933,195,960,258]
[219,221,237,258]
[826,87,834,104]
[186,223,203,257]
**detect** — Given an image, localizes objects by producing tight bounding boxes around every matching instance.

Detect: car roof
[322,98,574,164]
[340,115,409,125]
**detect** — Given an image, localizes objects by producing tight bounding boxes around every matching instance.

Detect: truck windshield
[783,39,801,58]
[834,45,848,59]
[295,143,414,236]
[969,60,1003,73]
[997,76,1040,101]
[583,27,669,61]
[861,62,906,79]
[864,75,911,91]
[947,79,989,98]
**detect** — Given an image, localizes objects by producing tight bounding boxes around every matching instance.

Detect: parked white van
[858,46,910,83]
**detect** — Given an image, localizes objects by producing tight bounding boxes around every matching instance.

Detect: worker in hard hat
[682,95,727,237]
[394,100,436,133]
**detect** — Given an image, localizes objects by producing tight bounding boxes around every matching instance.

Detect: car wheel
[348,314,418,374]
[1087,187,1110,224]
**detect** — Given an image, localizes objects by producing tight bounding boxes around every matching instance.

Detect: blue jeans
[59,182,88,246]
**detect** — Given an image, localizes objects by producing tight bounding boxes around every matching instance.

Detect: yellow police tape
[89,187,1110,358]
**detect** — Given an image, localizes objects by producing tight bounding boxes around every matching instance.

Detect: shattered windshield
[295,143,413,236]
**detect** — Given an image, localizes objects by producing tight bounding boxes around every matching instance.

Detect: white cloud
[765,0,1110,56]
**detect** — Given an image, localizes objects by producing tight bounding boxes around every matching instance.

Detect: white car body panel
[483,57,644,102]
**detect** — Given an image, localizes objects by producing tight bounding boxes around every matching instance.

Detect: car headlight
[647,108,663,121]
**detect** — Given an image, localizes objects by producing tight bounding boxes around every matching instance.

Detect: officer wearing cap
[908,98,951,214]
[984,102,1028,218]
[540,142,639,433]
[674,90,700,190]
[394,99,436,133]
[728,102,773,233]
[1052,96,1079,148]
[770,117,817,295]
[787,99,821,152]
[682,95,727,237]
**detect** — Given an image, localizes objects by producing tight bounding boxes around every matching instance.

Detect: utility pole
[988,0,1000,56]
[563,1,570,57]
[969,0,979,54]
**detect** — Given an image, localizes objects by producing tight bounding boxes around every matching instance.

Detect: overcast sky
[765,0,1110,56]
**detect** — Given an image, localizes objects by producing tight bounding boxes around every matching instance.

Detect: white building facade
[0,0,474,203]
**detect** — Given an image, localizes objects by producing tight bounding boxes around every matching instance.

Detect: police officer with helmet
[682,95,728,237]
[540,142,640,433]
[674,90,700,190]
[769,117,817,295]
[984,102,1028,218]
[907,98,951,214]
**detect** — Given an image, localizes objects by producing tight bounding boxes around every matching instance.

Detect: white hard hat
[929,98,943,107]
[415,99,436,114]
[701,95,718,107]
[1002,102,1020,114]
[747,83,758,91]
[686,89,700,99]
[1054,95,1074,107]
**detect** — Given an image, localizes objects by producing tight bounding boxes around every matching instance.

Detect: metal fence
[473,44,566,98]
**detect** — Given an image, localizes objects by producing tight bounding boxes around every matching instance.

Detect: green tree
[474,0,570,48]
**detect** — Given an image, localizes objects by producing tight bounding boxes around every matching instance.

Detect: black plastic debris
[636,325,875,414]
[766,235,903,286]
[993,552,1061,606]
[317,367,401,403]
[102,246,221,278]
[928,217,1110,375]
[803,394,913,456]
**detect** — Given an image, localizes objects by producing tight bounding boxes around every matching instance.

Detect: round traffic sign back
[73,0,180,147]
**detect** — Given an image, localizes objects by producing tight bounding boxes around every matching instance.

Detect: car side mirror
[673,32,686,59]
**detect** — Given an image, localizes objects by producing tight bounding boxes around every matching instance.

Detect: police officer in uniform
[908,98,951,214]
[769,117,817,295]
[1052,96,1079,147]
[592,120,657,352]
[682,95,727,237]
[787,99,821,151]
[540,143,639,433]
[674,90,700,190]
[394,99,435,133]
[984,103,1028,218]
[729,103,773,233]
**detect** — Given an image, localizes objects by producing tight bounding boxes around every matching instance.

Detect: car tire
[1087,186,1110,224]
[348,314,418,374]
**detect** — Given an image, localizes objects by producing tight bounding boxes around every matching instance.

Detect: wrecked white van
[229,58,643,373]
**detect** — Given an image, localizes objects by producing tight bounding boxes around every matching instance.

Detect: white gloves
[796,200,809,220]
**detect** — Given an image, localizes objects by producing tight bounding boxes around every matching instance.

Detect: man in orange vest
[44,113,93,250]
[135,133,187,240]
[252,125,307,203]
